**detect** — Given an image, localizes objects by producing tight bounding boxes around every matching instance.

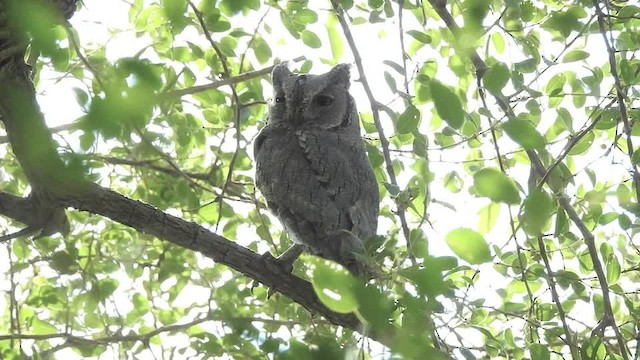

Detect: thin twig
[427,0,628,358]
[536,234,578,353]
[397,0,409,94]
[160,56,306,100]
[188,0,244,231]
[330,0,416,265]
[594,0,640,203]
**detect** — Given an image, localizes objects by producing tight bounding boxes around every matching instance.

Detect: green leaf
[515,58,538,73]
[529,343,550,360]
[396,105,420,134]
[409,228,429,259]
[605,254,621,285]
[491,32,504,53]
[581,336,606,359]
[92,278,119,302]
[326,14,344,60]
[407,30,432,44]
[384,71,397,93]
[311,258,359,313]
[443,171,463,193]
[51,251,78,274]
[523,190,554,235]
[430,81,464,129]
[567,131,594,155]
[546,74,566,94]
[483,63,510,95]
[502,118,546,149]
[473,168,521,204]
[252,35,271,65]
[300,30,321,48]
[162,0,187,23]
[542,7,585,38]
[399,259,449,297]
[32,318,57,334]
[292,9,318,24]
[132,293,150,314]
[556,107,573,133]
[562,50,589,63]
[478,202,500,234]
[445,228,492,264]
[206,13,231,32]
[354,284,395,330]
[618,5,640,18]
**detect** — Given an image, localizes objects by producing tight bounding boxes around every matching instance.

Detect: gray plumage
[254,63,379,277]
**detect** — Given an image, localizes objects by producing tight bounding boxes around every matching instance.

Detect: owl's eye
[274,96,285,103]
[314,95,333,107]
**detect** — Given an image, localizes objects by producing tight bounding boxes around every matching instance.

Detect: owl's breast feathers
[254,122,378,255]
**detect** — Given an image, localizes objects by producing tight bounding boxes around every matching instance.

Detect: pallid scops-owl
[254,63,379,277]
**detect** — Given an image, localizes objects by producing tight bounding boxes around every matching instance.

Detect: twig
[160,56,306,100]
[593,0,640,204]
[66,26,105,89]
[477,86,536,312]
[330,0,416,265]
[187,0,243,231]
[397,0,409,94]
[536,234,578,353]
[427,0,628,358]
[0,122,78,144]
[537,96,615,187]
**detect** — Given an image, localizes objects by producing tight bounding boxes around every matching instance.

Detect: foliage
[1,0,639,359]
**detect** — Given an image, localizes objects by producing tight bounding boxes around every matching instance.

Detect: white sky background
[0,0,635,359]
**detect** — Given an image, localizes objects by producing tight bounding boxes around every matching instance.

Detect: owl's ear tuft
[272,63,293,85]
[329,64,351,87]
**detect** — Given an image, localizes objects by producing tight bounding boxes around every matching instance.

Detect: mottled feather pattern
[254,63,379,276]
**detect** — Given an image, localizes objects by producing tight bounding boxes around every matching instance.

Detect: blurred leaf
[396,105,420,134]
[32,318,57,334]
[445,228,492,264]
[567,131,595,155]
[562,50,589,63]
[483,63,510,95]
[473,168,521,204]
[407,30,432,44]
[301,30,321,48]
[311,258,359,314]
[478,202,500,235]
[162,0,187,23]
[502,118,546,149]
[326,14,344,60]
[430,81,464,129]
[292,9,318,24]
[523,190,554,235]
[529,344,550,360]
[252,36,271,64]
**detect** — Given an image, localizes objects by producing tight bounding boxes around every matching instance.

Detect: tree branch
[160,56,306,101]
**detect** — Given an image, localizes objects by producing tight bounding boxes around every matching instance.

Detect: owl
[254,63,379,277]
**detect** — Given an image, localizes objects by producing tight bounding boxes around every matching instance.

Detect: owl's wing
[255,125,343,239]
[295,129,378,239]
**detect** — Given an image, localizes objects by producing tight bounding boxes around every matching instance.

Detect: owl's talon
[261,251,295,274]
[258,251,295,299]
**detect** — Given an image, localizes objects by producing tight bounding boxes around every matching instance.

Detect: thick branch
[0,185,367,332]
